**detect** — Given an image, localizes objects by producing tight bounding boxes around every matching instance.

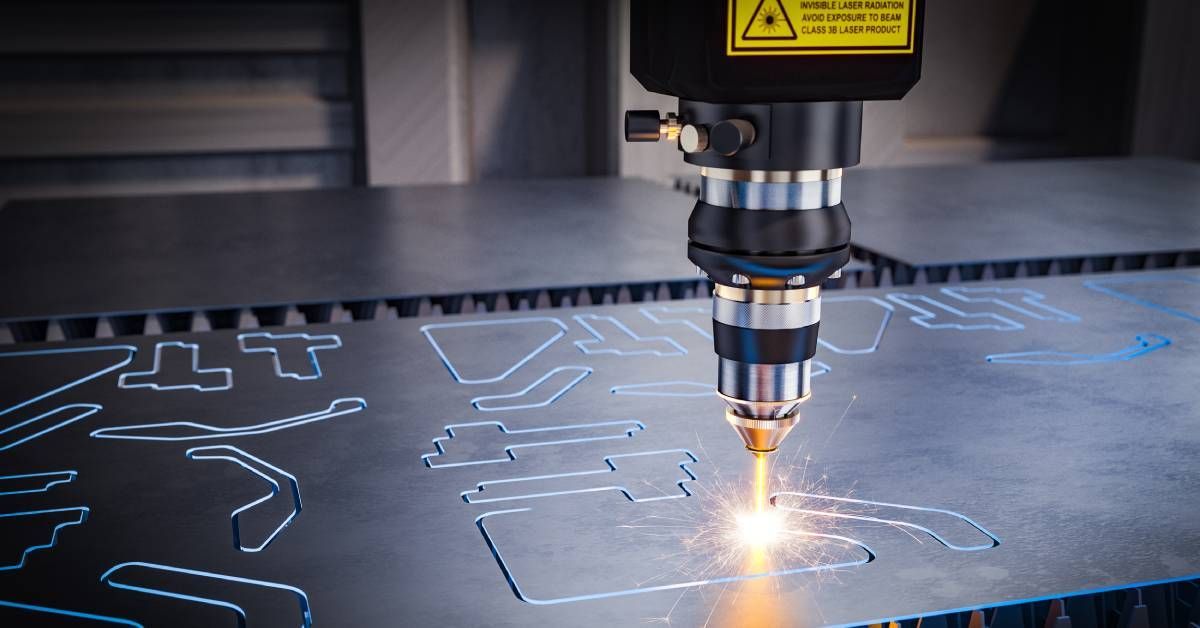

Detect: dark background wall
[0,0,1195,204]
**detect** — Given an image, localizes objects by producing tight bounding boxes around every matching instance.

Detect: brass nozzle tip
[725,410,800,454]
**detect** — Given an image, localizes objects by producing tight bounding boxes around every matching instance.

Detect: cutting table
[1,270,1197,626]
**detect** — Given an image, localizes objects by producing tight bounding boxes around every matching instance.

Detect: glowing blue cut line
[818,296,895,354]
[0,470,77,496]
[887,293,1024,331]
[773,492,1000,552]
[471,366,592,412]
[90,398,366,442]
[640,306,712,340]
[986,334,1171,365]
[422,420,646,469]
[0,345,135,419]
[573,314,687,356]
[237,332,342,380]
[421,317,568,384]
[186,446,301,553]
[1084,275,1200,323]
[941,287,1080,323]
[812,360,831,377]
[610,381,713,398]
[462,449,698,504]
[0,600,142,626]
[101,561,312,627]
[0,507,89,571]
[476,508,873,605]
[118,342,232,392]
[2,404,100,452]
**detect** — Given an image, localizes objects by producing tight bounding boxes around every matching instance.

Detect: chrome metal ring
[699,176,841,210]
[713,295,821,330]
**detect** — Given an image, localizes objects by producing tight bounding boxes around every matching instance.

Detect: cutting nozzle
[725,409,800,454]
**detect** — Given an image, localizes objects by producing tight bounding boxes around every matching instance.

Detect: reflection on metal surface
[0,507,89,571]
[101,561,312,627]
[573,314,687,356]
[985,334,1171,365]
[90,398,366,442]
[237,332,343,380]
[118,342,232,392]
[186,446,301,553]
[422,420,646,469]
[471,367,592,412]
[461,450,698,504]
[421,317,568,384]
[773,492,1000,552]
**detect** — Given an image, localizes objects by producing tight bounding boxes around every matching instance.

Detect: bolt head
[731,273,750,285]
[787,275,806,286]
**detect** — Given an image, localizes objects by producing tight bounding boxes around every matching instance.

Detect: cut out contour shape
[573,314,687,356]
[985,334,1171,365]
[238,332,343,380]
[90,398,366,442]
[421,317,568,384]
[118,342,232,392]
[0,507,89,571]
[186,446,301,552]
[423,420,646,469]
[471,367,592,412]
[887,293,1024,331]
[462,449,698,503]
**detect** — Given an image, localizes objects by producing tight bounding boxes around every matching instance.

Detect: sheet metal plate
[0,271,1197,625]
[0,178,725,322]
[846,157,1200,266]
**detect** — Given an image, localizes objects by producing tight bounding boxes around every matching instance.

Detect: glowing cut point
[734,510,786,549]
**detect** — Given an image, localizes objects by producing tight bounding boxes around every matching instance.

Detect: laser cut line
[0,344,134,426]
[640,306,712,340]
[471,366,593,412]
[985,334,1171,365]
[772,492,1000,551]
[237,332,342,380]
[941,287,1080,323]
[812,360,832,377]
[818,296,895,354]
[118,342,232,392]
[90,398,366,442]
[0,507,89,570]
[475,507,873,605]
[573,314,687,356]
[461,450,699,503]
[422,420,646,469]
[1085,275,1200,323]
[887,293,1024,331]
[2,404,101,452]
[0,470,77,496]
[186,446,301,552]
[421,317,569,384]
[100,561,312,627]
[0,600,142,626]
[610,381,713,398]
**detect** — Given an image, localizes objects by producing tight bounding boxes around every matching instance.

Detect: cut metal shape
[101,561,312,628]
[941,287,1080,323]
[0,507,89,571]
[2,404,101,453]
[422,420,646,469]
[237,332,343,380]
[772,493,1000,552]
[985,334,1171,365]
[573,314,686,356]
[421,317,568,384]
[90,398,366,442]
[471,367,592,412]
[0,600,142,626]
[610,381,713,398]
[476,494,872,605]
[186,446,301,553]
[640,306,712,340]
[1085,275,1200,323]
[461,450,698,504]
[818,296,895,354]
[117,342,232,392]
[0,470,77,496]
[887,293,1024,331]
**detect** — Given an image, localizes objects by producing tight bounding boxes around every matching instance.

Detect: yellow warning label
[728,0,916,56]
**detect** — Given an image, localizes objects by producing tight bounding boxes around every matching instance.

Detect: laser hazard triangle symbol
[741,0,797,40]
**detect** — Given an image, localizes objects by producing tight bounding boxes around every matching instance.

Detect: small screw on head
[731,273,751,286]
[679,124,709,153]
[787,275,806,286]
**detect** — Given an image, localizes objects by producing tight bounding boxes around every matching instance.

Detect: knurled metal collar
[713,284,821,304]
[700,167,842,183]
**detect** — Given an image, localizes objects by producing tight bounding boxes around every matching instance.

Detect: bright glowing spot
[734,509,786,548]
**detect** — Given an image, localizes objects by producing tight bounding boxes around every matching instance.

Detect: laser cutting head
[624,0,924,461]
